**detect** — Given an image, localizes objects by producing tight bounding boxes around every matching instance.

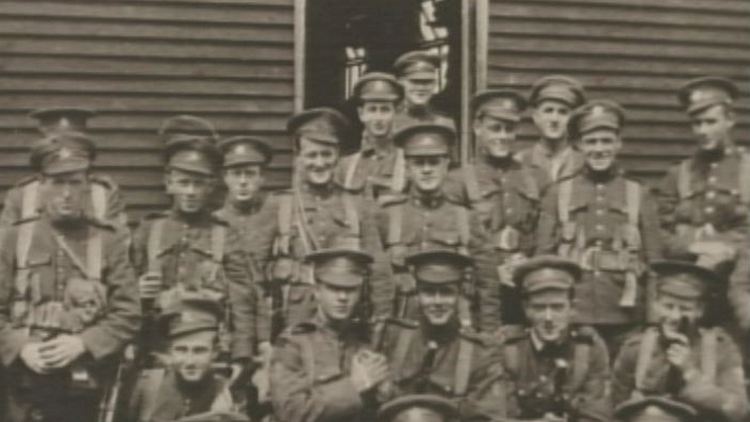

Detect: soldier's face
[316,283,361,322]
[165,169,214,214]
[418,282,459,326]
[474,115,517,158]
[223,165,264,203]
[42,170,89,221]
[406,155,450,193]
[299,138,339,186]
[654,293,704,332]
[532,100,572,141]
[401,77,438,107]
[690,105,735,151]
[170,331,218,384]
[579,129,621,172]
[358,101,396,138]
[524,289,573,343]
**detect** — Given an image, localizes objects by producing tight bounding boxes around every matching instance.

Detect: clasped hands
[20,334,86,374]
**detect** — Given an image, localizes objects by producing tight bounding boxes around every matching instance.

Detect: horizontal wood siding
[486,0,750,183]
[0,0,295,220]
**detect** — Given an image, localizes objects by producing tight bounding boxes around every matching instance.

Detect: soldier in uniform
[375,250,506,421]
[0,132,141,422]
[536,99,662,356]
[612,260,748,422]
[126,298,237,422]
[492,255,612,422]
[130,132,256,380]
[392,51,455,132]
[375,123,498,331]
[337,72,408,204]
[267,107,393,328]
[269,248,390,422]
[652,76,750,366]
[445,89,550,326]
[517,75,586,185]
[377,394,459,422]
[614,397,697,422]
[1,107,127,228]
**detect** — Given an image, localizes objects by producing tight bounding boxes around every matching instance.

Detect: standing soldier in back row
[392,51,455,133]
[130,126,257,380]
[0,132,141,422]
[536,100,662,356]
[0,107,127,229]
[518,75,586,185]
[337,72,408,204]
[445,89,549,326]
[652,76,750,369]
[376,123,498,331]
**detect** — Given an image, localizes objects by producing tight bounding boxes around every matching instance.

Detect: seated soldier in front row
[612,260,748,422]
[126,297,244,422]
[375,250,506,421]
[492,255,612,422]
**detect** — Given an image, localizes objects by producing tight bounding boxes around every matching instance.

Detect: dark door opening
[304,0,463,153]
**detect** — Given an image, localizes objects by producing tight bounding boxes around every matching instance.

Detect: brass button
[706,191,716,200]
[704,206,715,214]
[708,176,717,184]
[596,184,604,190]
[596,224,605,231]
[596,209,605,216]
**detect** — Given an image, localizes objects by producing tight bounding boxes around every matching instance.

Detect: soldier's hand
[20,342,50,374]
[139,273,163,300]
[350,351,390,393]
[39,334,86,368]
[665,341,694,373]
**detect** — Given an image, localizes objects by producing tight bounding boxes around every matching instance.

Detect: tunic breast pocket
[24,253,54,299]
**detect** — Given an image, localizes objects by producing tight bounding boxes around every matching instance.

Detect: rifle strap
[521,167,540,200]
[342,193,361,240]
[91,183,107,220]
[634,328,658,391]
[21,180,40,220]
[15,219,36,329]
[570,341,590,391]
[390,148,406,193]
[300,333,316,386]
[391,327,416,375]
[739,152,750,204]
[454,206,471,256]
[86,227,103,282]
[677,160,692,200]
[276,195,293,256]
[147,219,165,275]
[293,189,315,253]
[139,368,166,422]
[463,165,482,206]
[453,337,473,395]
[625,180,641,227]
[53,230,97,281]
[210,224,226,283]
[386,205,403,247]
[558,179,573,223]
[700,328,717,384]
[502,342,520,380]
[344,152,362,190]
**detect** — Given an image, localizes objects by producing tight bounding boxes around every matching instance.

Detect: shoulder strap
[570,341,591,391]
[86,227,103,281]
[502,342,520,377]
[275,195,294,256]
[15,220,37,321]
[624,180,641,226]
[386,205,403,247]
[521,167,540,200]
[453,337,474,395]
[90,183,107,220]
[454,206,471,256]
[463,165,482,205]
[299,334,316,386]
[391,327,417,375]
[700,328,718,384]
[147,219,166,275]
[211,224,226,263]
[21,180,40,220]
[677,160,692,200]
[634,329,659,391]
[557,179,573,223]
[738,153,750,204]
[390,148,407,193]
[140,369,167,422]
[344,152,363,190]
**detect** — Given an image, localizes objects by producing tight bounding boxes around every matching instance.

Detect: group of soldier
[0,49,748,422]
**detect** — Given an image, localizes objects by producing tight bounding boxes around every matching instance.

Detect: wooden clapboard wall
[485,0,750,184]
[0,0,295,221]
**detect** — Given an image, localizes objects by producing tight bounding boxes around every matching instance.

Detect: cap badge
[58,147,73,159]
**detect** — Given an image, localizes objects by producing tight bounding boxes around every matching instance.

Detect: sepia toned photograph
[0,1,748,421]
